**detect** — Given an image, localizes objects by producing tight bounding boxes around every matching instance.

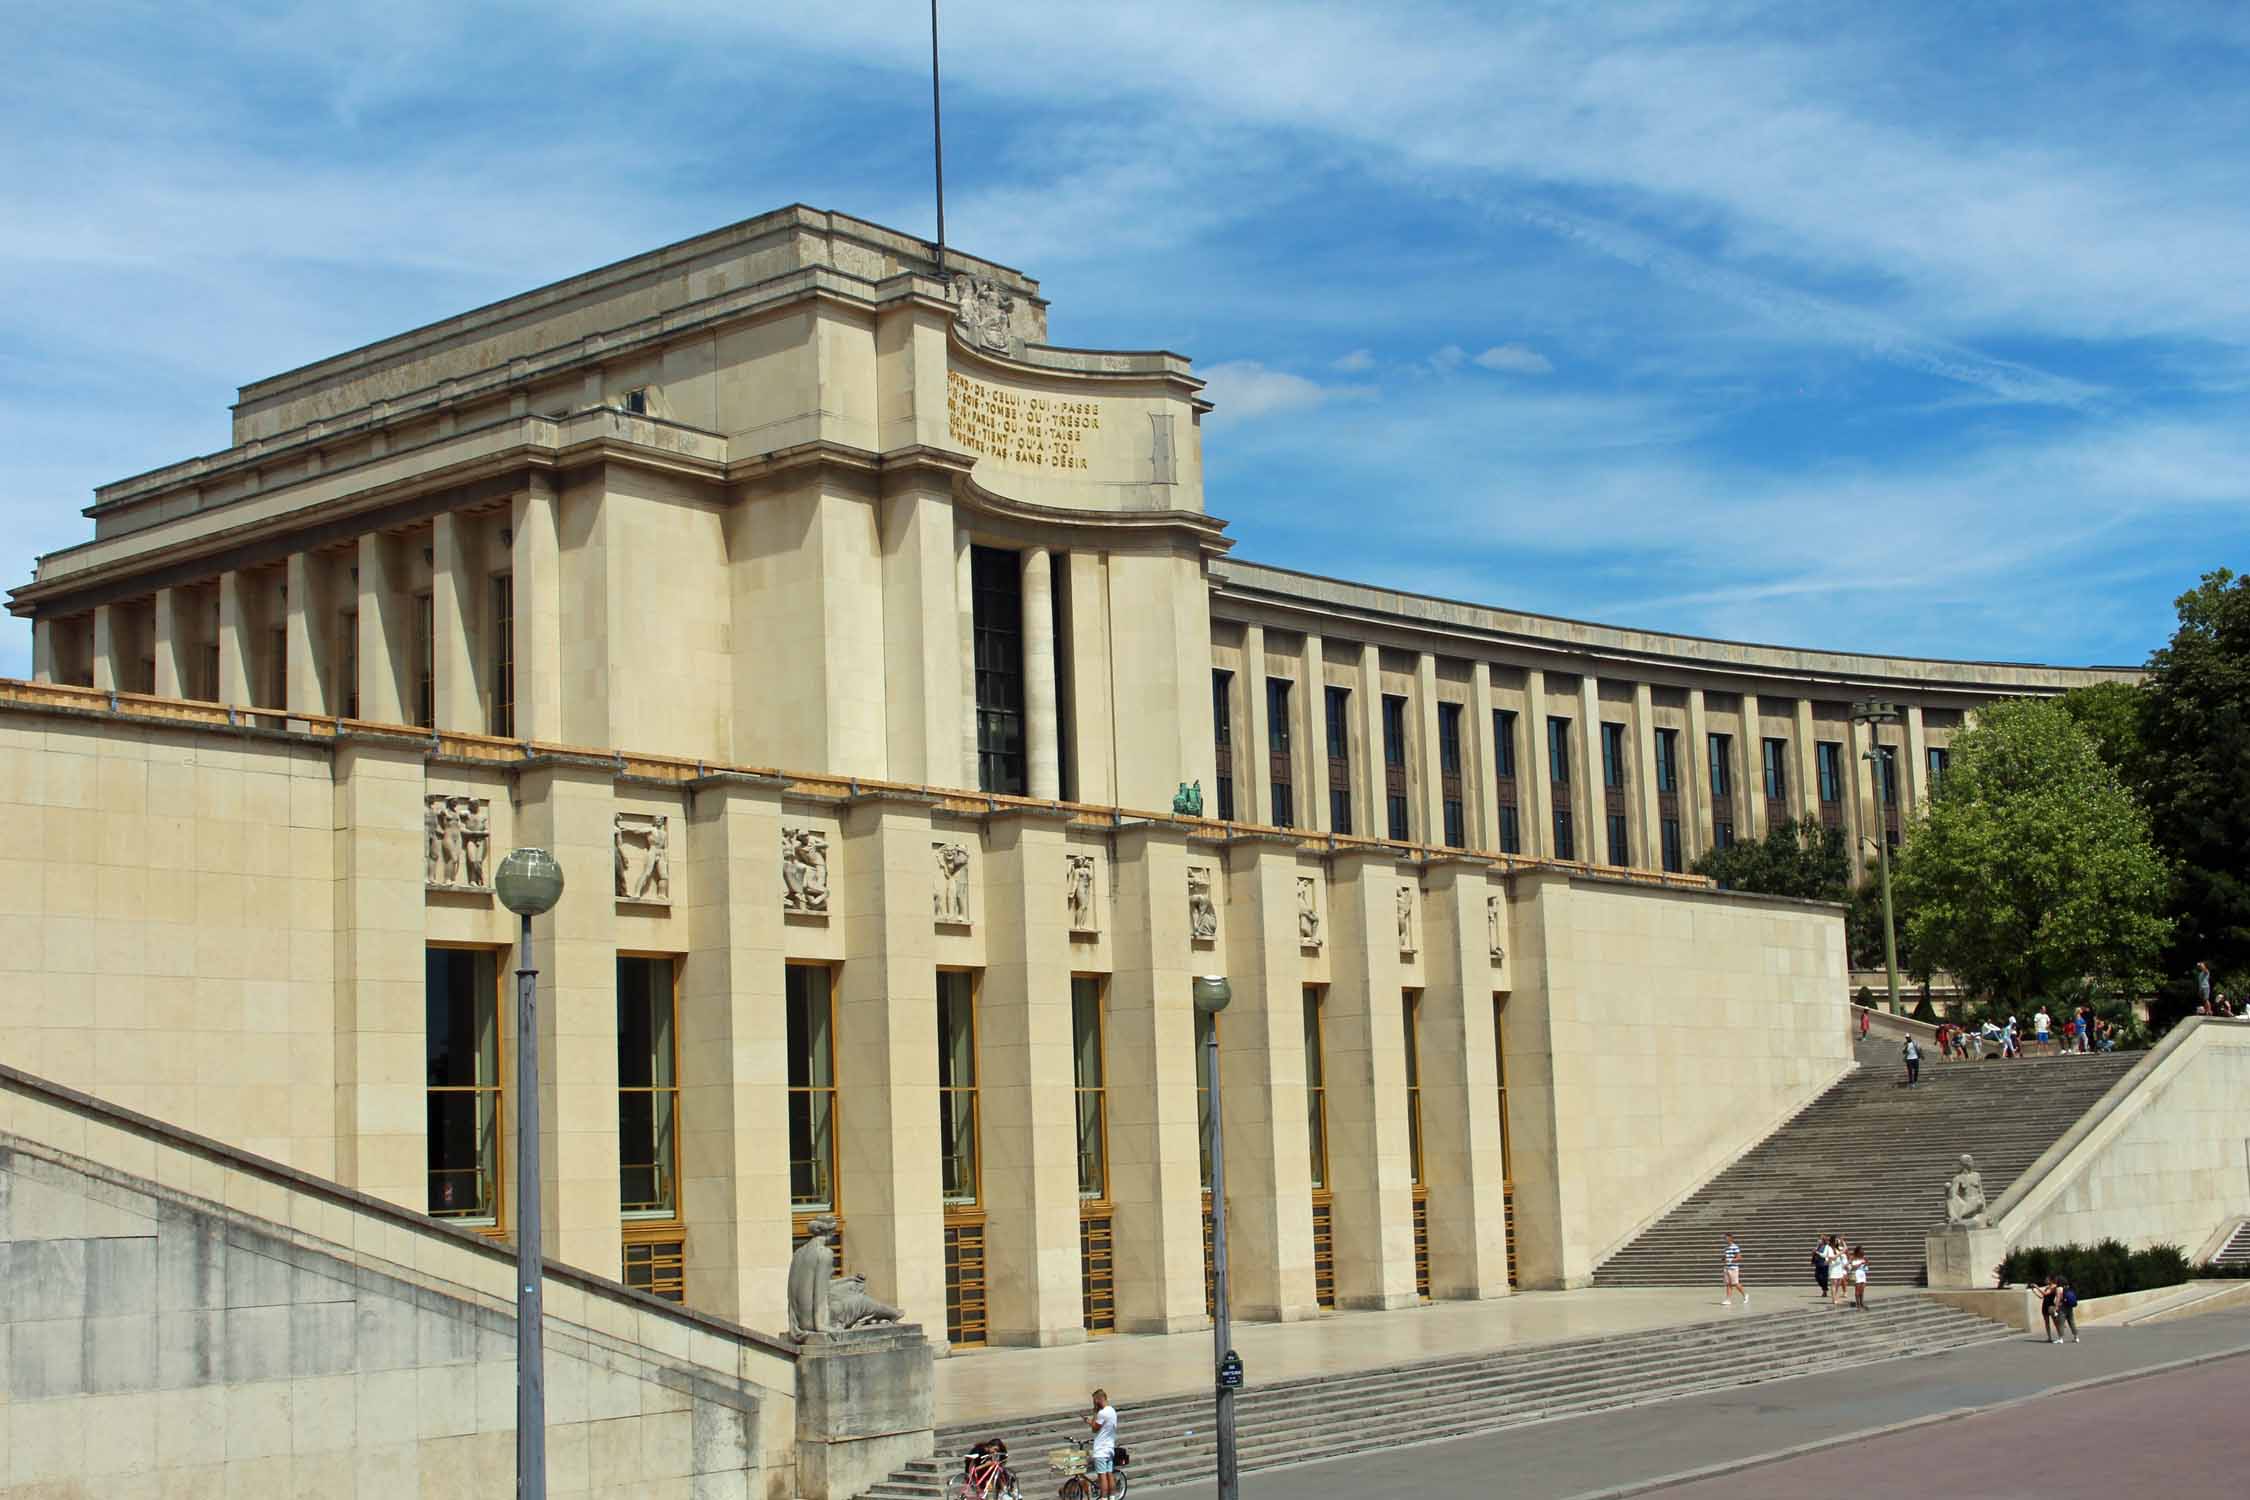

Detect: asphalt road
[1138,1306,2250,1500]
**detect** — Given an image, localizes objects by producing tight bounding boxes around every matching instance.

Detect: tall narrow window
[1498,805,1522,854]
[1762,738,1788,800]
[1493,709,1518,780]
[1548,715,1574,859]
[1438,703,1464,774]
[489,573,515,738]
[1072,978,1107,1201]
[936,971,980,1208]
[1707,733,1734,798]
[1607,812,1630,866]
[413,591,435,728]
[1267,677,1296,829]
[1927,745,1951,788]
[1212,670,1235,822]
[1402,992,1424,1188]
[1877,745,1900,806]
[1546,717,1572,784]
[1194,1007,1218,1190]
[1382,694,1411,840]
[971,546,1027,795]
[1661,817,1683,872]
[268,625,288,711]
[338,610,359,720]
[1494,994,1518,1290]
[1817,741,1845,805]
[425,947,501,1225]
[1601,722,1627,789]
[1552,807,1576,860]
[787,965,838,1214]
[1655,728,1679,792]
[1302,988,1328,1192]
[1325,685,1353,835]
[1438,703,1466,847]
[616,956,680,1219]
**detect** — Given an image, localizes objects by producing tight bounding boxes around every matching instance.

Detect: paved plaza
[1139,1306,2250,1499]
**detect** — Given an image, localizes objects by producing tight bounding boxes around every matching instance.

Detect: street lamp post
[495,847,565,1500]
[1850,701,1903,1018]
[1192,975,1240,1500]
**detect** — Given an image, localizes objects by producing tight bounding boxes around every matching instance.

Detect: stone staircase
[1594,1039,2140,1288]
[2209,1220,2250,1271]
[861,1298,2011,1498]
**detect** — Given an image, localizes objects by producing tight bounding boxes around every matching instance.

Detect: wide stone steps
[1595,1049,2138,1287]
[861,1298,2010,1498]
[2211,1220,2250,1270]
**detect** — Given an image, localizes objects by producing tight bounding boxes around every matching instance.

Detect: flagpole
[930,0,948,282]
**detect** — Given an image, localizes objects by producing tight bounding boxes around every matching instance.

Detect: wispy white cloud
[1331,349,1375,372]
[1474,343,1553,375]
[1199,362,1375,421]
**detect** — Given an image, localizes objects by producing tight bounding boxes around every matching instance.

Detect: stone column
[216,572,252,706]
[430,511,481,732]
[1107,822,1207,1334]
[1743,691,1768,839]
[152,587,183,699]
[1420,860,1511,1298]
[1324,848,1419,1309]
[1905,703,1929,814]
[681,772,794,1329]
[1470,663,1500,851]
[1685,688,1714,858]
[90,606,117,691]
[1303,632,1330,833]
[1355,645,1385,840]
[1631,682,1660,867]
[1240,623,1269,825]
[1522,669,1552,858]
[1065,552,1116,806]
[1021,547,1061,800]
[836,791,947,1339]
[979,808,1085,1345]
[30,617,55,683]
[879,483,964,788]
[956,533,979,789]
[1416,653,1445,845]
[330,736,430,1212]
[1793,700,1819,826]
[512,483,564,742]
[1575,676,1601,863]
[356,532,409,725]
[1217,835,1320,1322]
[286,552,336,718]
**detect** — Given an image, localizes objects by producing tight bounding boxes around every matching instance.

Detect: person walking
[1720,1234,1748,1307]
[1085,1388,1119,1497]
[2038,1275,2062,1343]
[1811,1236,1831,1300]
[2057,1279,2080,1343]
[1902,1035,1921,1086]
[1828,1235,1851,1308]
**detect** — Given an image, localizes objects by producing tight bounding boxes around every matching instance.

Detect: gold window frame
[425,941,507,1238]
[616,950,685,1225]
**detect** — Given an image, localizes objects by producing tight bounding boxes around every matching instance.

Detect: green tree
[2058,679,2145,777]
[1690,817,1848,899]
[2135,569,2250,990]
[1892,697,2170,1006]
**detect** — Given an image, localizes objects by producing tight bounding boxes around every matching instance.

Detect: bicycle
[1048,1437,1129,1500]
[957,1441,1022,1500]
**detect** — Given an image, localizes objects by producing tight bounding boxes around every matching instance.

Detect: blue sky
[7,1,2250,677]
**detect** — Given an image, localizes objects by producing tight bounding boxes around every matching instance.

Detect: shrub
[1995,1239,2191,1296]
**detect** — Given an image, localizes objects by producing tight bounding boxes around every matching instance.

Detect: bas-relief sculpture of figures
[952,275,1016,353]
[1487,894,1506,962]
[424,795,491,891]
[786,1214,905,1341]
[1172,781,1204,817]
[934,842,972,924]
[1188,865,1219,940]
[1945,1153,1990,1228]
[1297,875,1322,947]
[1396,882,1417,953]
[1066,853,1097,931]
[614,813,671,903]
[782,828,830,913]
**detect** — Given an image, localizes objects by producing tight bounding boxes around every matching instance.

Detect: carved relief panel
[782,828,830,914]
[615,814,671,904]
[1297,875,1323,948]
[1066,853,1098,933]
[424,795,492,892]
[1188,865,1218,941]
[934,842,972,925]
[1396,881,1419,956]
[1487,894,1506,963]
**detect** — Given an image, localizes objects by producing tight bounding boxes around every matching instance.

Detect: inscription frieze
[946,370,1102,470]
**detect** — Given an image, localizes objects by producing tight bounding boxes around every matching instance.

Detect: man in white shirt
[2034,1009,2051,1047]
[1086,1388,1119,1496]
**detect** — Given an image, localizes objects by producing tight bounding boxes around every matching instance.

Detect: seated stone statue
[827,1273,905,1329]
[786,1215,907,1339]
[1945,1152,1989,1227]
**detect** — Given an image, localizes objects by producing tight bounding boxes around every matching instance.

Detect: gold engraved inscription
[946,370,1101,470]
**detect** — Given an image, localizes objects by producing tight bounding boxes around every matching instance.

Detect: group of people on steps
[1811,1234,1871,1308]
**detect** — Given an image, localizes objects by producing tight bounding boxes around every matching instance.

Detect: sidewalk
[937,1286,1745,1425]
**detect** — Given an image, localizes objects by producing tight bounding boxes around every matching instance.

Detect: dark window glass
[1655,728,1678,793]
[971,546,1026,795]
[1707,733,1733,798]
[1443,800,1466,849]
[1498,804,1521,855]
[1438,703,1464,774]
[426,947,501,1224]
[1601,722,1627,789]
[1817,742,1844,803]
[1325,685,1350,761]
[937,971,979,1207]
[1716,820,1736,849]
[1762,738,1788,800]
[1547,717,1571,784]
[1215,778,1235,822]
[1330,788,1353,835]
[786,965,838,1211]
[1878,745,1900,806]
[1267,679,1293,753]
[1927,746,1951,787]
[1606,812,1629,865]
[1552,808,1575,860]
[1212,670,1233,745]
[1072,977,1107,1200]
[1382,695,1408,768]
[1387,793,1411,842]
[1660,818,1683,872]
[1493,709,1518,780]
[617,956,679,1219]
[1271,783,1296,829]
[490,574,515,738]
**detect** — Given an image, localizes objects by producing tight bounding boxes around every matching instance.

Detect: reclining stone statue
[786,1214,906,1339]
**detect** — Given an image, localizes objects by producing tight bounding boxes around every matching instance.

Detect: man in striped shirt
[1721,1234,1748,1307]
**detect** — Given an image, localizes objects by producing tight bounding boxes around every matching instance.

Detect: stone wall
[0,1065,797,1499]
[1505,872,1851,1287]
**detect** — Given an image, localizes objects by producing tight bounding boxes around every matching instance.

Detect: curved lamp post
[1191,975,1238,1500]
[495,847,564,1500]
[1850,700,1904,1019]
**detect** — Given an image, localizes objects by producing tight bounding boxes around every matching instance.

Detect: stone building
[2,206,2122,1350]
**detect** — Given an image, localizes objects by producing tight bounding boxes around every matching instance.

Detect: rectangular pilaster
[1302,632,1329,833]
[1905,704,1929,814]
[517,761,624,1276]
[1416,653,1444,848]
[1240,624,1268,824]
[1522,669,1552,858]
[1631,682,1660,867]
[1686,688,1713,858]
[1575,676,1601,864]
[356,531,410,725]
[1218,837,1320,1323]
[980,811,1085,1345]
[91,604,118,692]
[1470,663,1500,850]
[1743,692,1767,838]
[957,532,979,788]
[430,511,483,731]
[836,794,947,1340]
[1065,552,1116,806]
[152,587,183,699]
[1355,645,1384,841]
[285,553,327,717]
[681,774,793,1329]
[1108,824,1207,1334]
[1421,861,1511,1298]
[1793,699,1819,827]
[30,617,55,683]
[513,483,564,742]
[1021,546,1061,800]
[878,485,964,788]
[217,572,252,706]
[1325,850,1419,1310]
